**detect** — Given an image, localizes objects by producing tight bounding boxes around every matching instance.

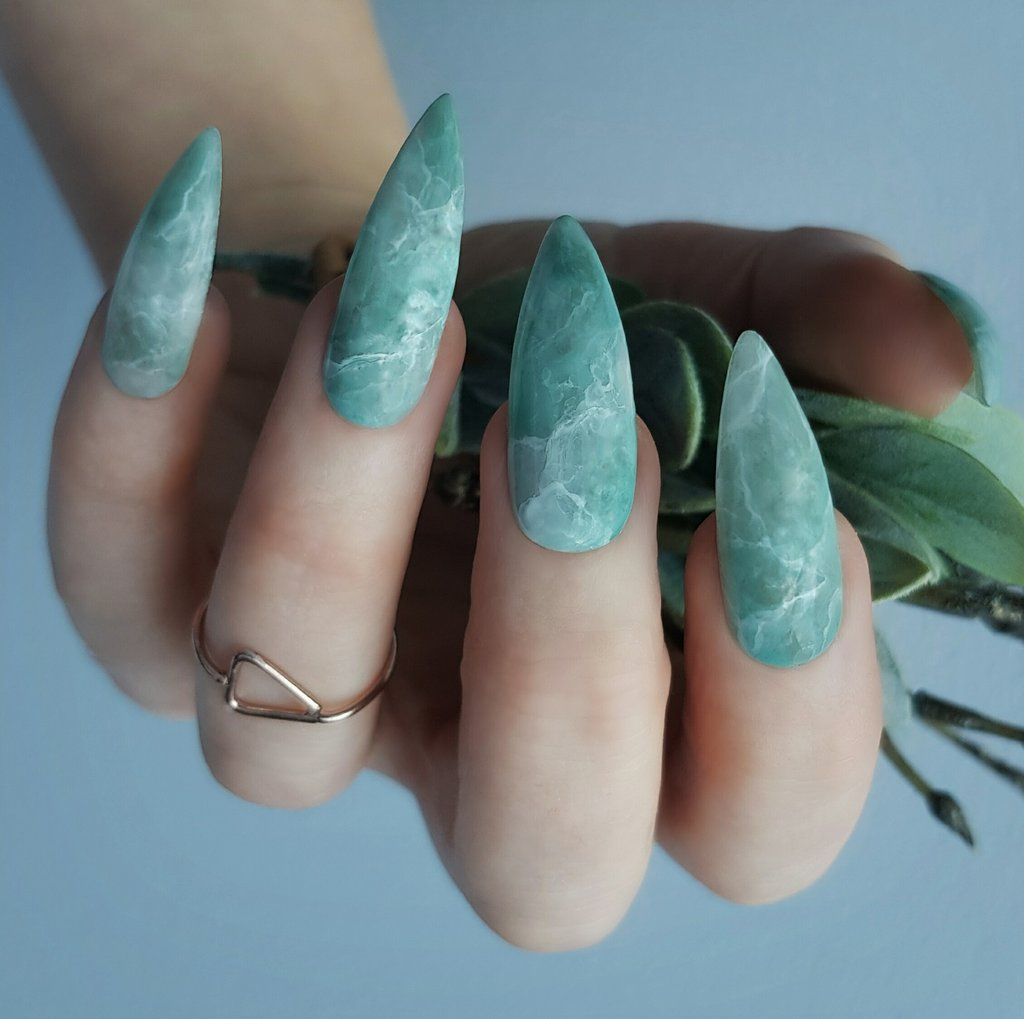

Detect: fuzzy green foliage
[448,268,1024,848]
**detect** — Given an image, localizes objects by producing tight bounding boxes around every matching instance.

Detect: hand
[49,215,971,951]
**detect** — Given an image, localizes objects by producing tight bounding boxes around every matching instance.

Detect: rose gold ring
[191,602,396,724]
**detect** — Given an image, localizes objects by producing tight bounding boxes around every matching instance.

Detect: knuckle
[464,632,671,741]
[236,493,402,588]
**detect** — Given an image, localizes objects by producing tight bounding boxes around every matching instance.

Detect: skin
[10,0,973,952]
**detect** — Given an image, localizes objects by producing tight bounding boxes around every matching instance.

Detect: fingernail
[508,216,637,553]
[324,94,464,427]
[102,128,222,397]
[918,272,1001,406]
[715,331,842,667]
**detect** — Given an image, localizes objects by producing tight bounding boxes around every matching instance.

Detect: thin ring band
[191,602,396,723]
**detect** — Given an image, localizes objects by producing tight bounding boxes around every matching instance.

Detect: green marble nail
[102,128,221,397]
[918,272,1000,406]
[323,94,464,427]
[715,331,842,667]
[508,216,637,553]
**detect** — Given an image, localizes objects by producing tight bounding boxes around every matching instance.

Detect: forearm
[0,0,407,280]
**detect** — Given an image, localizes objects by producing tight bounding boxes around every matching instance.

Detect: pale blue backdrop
[2,2,1022,1016]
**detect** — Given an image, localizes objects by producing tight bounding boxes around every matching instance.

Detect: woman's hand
[48,190,971,949]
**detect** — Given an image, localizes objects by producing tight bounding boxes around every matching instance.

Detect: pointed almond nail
[323,94,464,427]
[715,331,843,667]
[102,128,221,397]
[508,216,637,553]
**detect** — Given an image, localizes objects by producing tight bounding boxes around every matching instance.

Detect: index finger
[460,220,973,416]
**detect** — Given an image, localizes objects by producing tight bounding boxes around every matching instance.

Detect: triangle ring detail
[191,601,396,723]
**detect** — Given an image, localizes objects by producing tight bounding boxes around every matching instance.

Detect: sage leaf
[609,277,646,311]
[875,628,913,734]
[801,388,1024,584]
[799,390,1024,506]
[459,270,528,349]
[827,471,944,600]
[621,302,733,434]
[918,272,1000,406]
[456,386,497,453]
[659,473,716,515]
[658,549,686,629]
[435,375,462,457]
[626,324,703,470]
[459,271,524,407]
[819,427,1024,585]
[657,517,695,555]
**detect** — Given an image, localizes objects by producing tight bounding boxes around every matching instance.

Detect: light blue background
[2,2,1022,1016]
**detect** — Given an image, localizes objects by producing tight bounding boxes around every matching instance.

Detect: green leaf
[456,386,497,453]
[659,473,716,515]
[609,277,646,311]
[621,302,733,434]
[459,270,529,349]
[657,517,696,555]
[819,426,1024,585]
[459,273,521,407]
[657,549,686,629]
[625,325,703,470]
[798,391,1024,581]
[801,387,1024,506]
[826,471,944,600]
[799,391,1024,506]
[214,251,314,303]
[435,376,462,457]
[875,628,913,734]
[918,272,1000,406]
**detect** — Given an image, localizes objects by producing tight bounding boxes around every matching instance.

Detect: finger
[196,268,466,805]
[48,129,226,716]
[49,291,230,715]
[659,334,882,903]
[196,283,464,806]
[449,219,670,951]
[450,411,668,951]
[460,220,971,415]
[197,93,464,808]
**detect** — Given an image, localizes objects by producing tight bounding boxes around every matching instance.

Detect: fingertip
[756,230,973,417]
[838,254,972,415]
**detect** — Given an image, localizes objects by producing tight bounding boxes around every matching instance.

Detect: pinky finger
[48,130,227,716]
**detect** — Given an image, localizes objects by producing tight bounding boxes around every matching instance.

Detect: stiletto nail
[508,216,637,553]
[102,128,222,397]
[715,331,842,667]
[323,94,464,427]
[918,272,1000,406]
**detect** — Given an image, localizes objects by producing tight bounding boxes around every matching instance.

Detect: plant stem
[907,564,1024,639]
[926,722,1024,796]
[880,731,974,847]
[912,690,1024,745]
